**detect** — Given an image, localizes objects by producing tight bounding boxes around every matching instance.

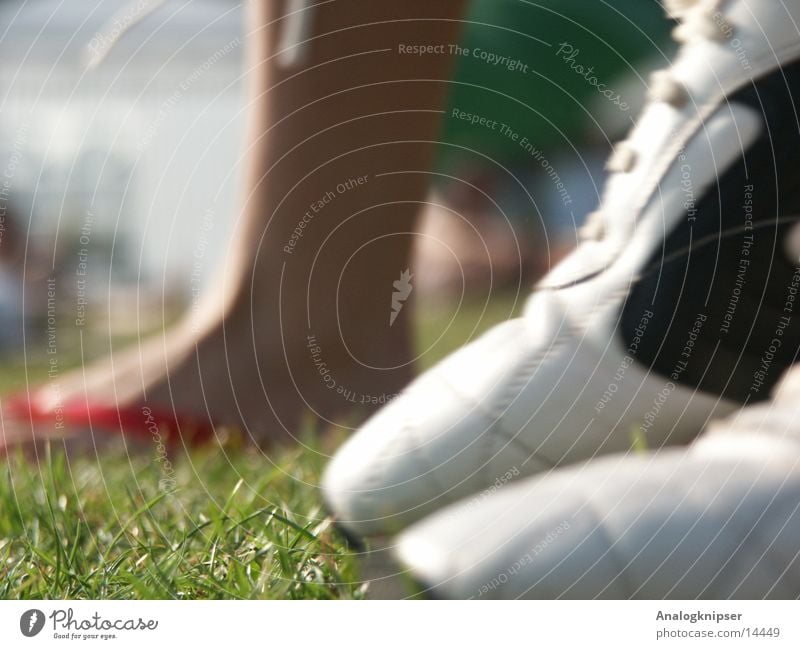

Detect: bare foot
[1,0,467,451]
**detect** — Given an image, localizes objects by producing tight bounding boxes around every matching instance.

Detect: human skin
[4,0,468,449]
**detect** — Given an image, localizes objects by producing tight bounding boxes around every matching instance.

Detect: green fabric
[439,0,672,168]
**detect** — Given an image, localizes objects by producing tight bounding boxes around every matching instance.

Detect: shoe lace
[667,0,732,44]
[579,0,731,242]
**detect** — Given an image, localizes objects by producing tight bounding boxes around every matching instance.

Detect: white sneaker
[323,0,800,538]
[394,378,800,599]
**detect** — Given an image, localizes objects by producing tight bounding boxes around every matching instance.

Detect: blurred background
[0,0,673,366]
[0,0,244,363]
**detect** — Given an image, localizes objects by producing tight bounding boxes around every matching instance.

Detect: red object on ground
[3,393,216,447]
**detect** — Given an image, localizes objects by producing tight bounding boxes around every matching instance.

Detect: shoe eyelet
[606,144,637,174]
[672,13,733,43]
[648,71,690,108]
[579,211,606,241]
[664,0,699,20]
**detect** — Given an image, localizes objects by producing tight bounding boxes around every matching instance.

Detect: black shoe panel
[622,59,800,403]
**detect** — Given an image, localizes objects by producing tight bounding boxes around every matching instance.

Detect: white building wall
[0,0,245,297]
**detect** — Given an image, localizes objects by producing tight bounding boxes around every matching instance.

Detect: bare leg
[14,0,467,447]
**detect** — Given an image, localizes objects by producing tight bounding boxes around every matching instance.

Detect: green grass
[0,293,523,599]
[0,439,365,599]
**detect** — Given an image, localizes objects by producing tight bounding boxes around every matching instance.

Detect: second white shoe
[323,0,800,538]
[394,385,800,599]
